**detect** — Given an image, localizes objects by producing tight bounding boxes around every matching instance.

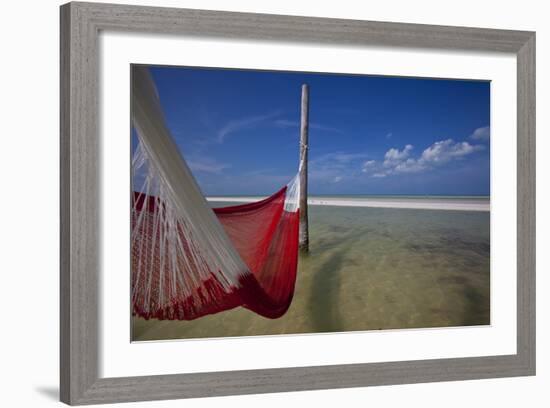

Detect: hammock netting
[131,66,301,321]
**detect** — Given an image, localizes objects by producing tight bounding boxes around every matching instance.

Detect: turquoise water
[132,203,490,341]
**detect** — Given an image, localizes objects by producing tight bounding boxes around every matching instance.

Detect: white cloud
[199,169,293,196]
[217,111,280,143]
[274,119,342,134]
[274,119,297,128]
[394,158,426,174]
[187,157,231,174]
[361,160,376,173]
[384,144,413,167]
[470,126,490,142]
[309,151,370,183]
[313,152,370,165]
[420,139,484,165]
[367,139,484,178]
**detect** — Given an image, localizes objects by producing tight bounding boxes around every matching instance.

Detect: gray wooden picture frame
[60,1,536,405]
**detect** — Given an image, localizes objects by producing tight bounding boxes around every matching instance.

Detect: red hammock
[131,187,300,321]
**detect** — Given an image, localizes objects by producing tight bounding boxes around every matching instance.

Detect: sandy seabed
[132,203,490,341]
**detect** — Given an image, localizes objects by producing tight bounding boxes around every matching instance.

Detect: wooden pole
[299,84,309,252]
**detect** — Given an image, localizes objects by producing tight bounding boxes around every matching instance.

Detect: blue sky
[144,65,490,196]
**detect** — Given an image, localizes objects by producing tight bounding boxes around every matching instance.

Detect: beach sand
[132,203,490,341]
[206,196,490,212]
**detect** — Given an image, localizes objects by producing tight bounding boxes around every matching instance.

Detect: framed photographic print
[60,1,535,405]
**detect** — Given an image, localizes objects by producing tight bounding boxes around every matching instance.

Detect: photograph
[130,64,491,342]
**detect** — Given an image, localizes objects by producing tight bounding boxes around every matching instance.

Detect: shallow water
[132,204,490,341]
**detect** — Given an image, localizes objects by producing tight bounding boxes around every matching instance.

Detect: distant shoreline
[206,196,490,212]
